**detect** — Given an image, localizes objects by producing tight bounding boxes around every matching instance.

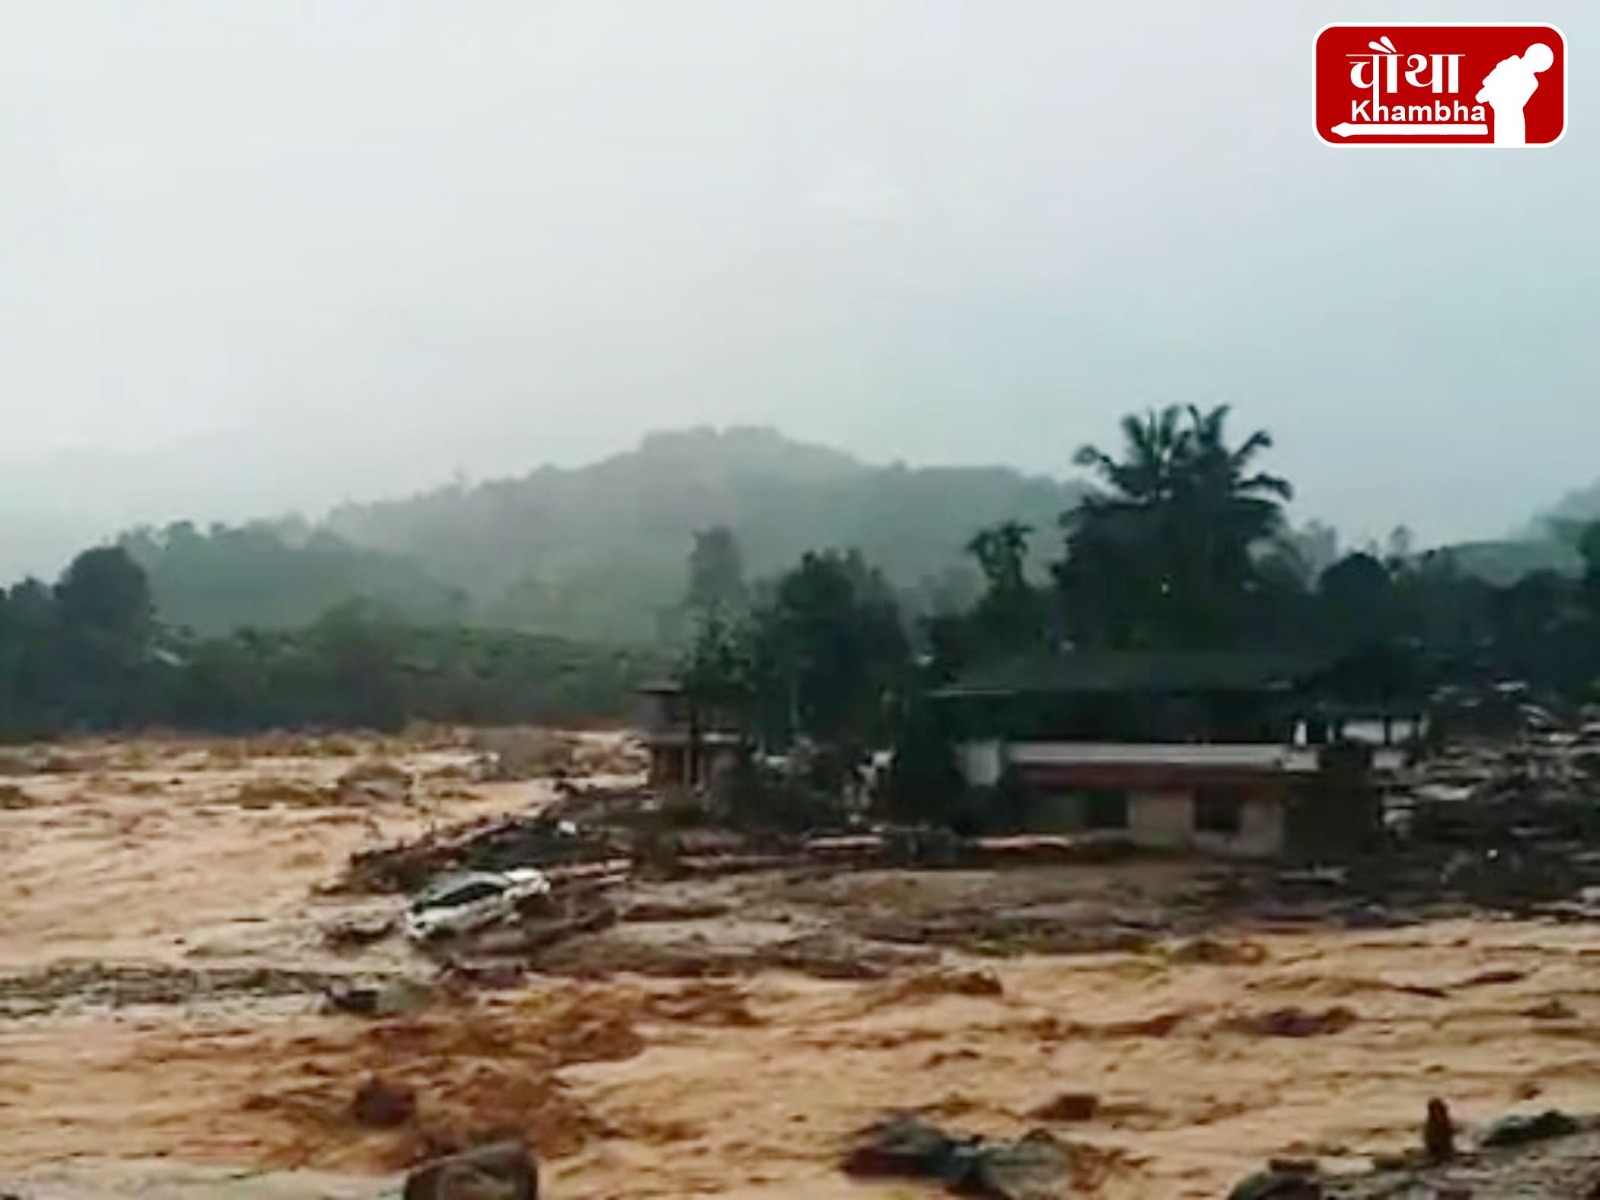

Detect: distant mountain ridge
[129,426,1086,642]
[89,426,1600,639]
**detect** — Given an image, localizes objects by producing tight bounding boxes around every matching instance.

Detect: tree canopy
[1057,404,1292,649]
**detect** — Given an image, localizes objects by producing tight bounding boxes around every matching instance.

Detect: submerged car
[404,867,552,942]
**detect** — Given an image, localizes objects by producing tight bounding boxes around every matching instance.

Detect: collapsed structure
[636,680,741,789]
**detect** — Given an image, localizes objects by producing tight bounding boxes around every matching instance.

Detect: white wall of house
[947,738,1306,858]
[1004,742,1319,773]
[956,738,1404,788]
[960,739,1005,787]
[1127,790,1192,847]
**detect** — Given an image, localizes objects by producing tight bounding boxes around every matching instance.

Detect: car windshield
[413,877,503,911]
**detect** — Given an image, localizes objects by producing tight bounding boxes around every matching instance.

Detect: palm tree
[1178,404,1294,599]
[1071,405,1191,511]
[1181,403,1293,543]
[964,521,1047,656]
[1059,404,1294,647]
[965,521,1033,595]
[1061,407,1192,646]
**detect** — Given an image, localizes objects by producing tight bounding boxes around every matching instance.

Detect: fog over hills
[10,416,1600,643]
[102,427,1078,641]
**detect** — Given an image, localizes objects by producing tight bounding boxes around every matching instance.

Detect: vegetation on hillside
[119,521,468,636]
[0,549,660,738]
[98,425,1600,649]
[122,428,1081,642]
[14,407,1600,745]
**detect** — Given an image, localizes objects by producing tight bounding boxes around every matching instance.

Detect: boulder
[971,1129,1071,1200]
[1226,1168,1322,1200]
[1478,1109,1581,1149]
[351,1076,415,1128]
[842,1114,965,1183]
[403,1141,538,1200]
[841,1115,1069,1198]
[1030,1091,1100,1122]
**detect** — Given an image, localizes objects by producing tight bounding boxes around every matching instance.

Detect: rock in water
[434,1165,517,1200]
[351,1076,415,1128]
[842,1115,1069,1199]
[1478,1109,1581,1149]
[1227,1168,1323,1200]
[403,1141,538,1200]
[972,1129,1071,1200]
[1424,1097,1455,1163]
[841,1115,965,1183]
[1030,1091,1100,1123]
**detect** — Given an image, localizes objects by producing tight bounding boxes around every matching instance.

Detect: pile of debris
[0,962,346,1017]
[468,729,645,782]
[842,1114,1131,1198]
[1297,707,1600,918]
[341,813,628,895]
[1228,1101,1600,1199]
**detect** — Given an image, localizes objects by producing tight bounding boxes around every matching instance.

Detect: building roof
[933,650,1334,699]
[636,679,685,695]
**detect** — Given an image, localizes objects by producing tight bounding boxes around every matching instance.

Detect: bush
[713,758,849,833]
[990,765,1034,834]
[657,788,715,830]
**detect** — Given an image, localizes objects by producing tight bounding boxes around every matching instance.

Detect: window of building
[1194,788,1244,836]
[1083,789,1129,830]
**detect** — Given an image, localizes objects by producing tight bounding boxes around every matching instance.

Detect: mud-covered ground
[2,734,1599,1199]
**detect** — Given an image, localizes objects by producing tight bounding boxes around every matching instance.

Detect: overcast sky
[2,0,1596,571]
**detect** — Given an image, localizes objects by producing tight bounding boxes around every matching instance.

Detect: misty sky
[3,0,1596,573]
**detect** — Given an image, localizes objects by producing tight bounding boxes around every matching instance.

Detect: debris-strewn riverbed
[4,733,1600,1199]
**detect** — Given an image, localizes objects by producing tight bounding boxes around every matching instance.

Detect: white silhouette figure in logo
[1476,42,1555,146]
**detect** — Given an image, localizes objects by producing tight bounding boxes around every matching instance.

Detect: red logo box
[1316,24,1565,147]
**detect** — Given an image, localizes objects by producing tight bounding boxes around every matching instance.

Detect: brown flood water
[1,736,1598,1198]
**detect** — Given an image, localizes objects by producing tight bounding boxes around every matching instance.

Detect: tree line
[0,547,660,738]
[9,404,1600,744]
[680,405,1600,767]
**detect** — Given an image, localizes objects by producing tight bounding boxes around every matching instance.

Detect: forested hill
[124,428,1083,642]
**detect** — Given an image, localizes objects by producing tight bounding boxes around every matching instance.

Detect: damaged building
[636,679,742,789]
[932,650,1424,860]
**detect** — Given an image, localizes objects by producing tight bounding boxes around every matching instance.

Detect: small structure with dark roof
[636,680,742,789]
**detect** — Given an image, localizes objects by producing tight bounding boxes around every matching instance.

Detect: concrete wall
[1128,790,1192,847]
[1191,795,1283,859]
[1127,790,1284,859]
[949,736,1300,857]
[1028,791,1086,833]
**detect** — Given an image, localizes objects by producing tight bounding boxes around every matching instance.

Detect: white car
[404,868,552,942]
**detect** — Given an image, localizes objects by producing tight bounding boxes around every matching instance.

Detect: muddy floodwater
[2,734,1598,1199]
